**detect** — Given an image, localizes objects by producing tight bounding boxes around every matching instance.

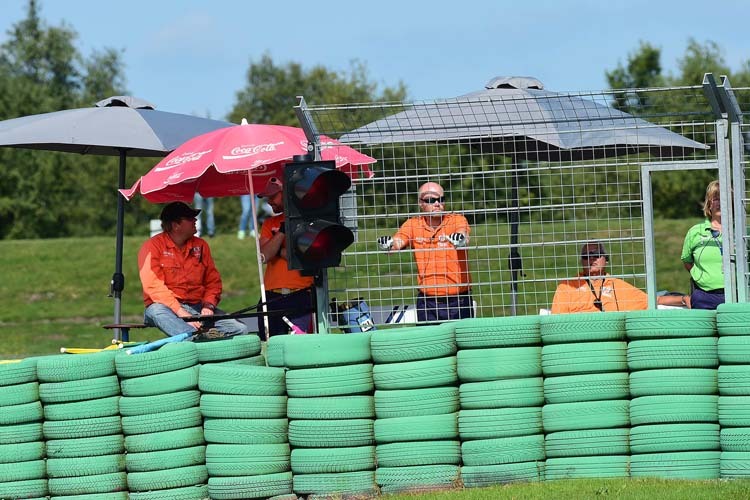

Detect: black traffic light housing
[283,158,354,273]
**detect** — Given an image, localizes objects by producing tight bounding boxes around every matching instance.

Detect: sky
[3,0,749,120]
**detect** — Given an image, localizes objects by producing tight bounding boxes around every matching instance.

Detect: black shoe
[191,328,228,342]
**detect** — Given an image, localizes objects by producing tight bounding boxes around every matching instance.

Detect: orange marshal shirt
[394,213,472,296]
[138,232,222,313]
[550,274,648,314]
[261,214,314,291]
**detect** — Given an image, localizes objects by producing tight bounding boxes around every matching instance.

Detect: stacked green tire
[717,303,750,478]
[541,312,630,479]
[116,342,208,499]
[626,309,720,480]
[280,333,376,497]
[199,362,292,499]
[0,358,47,500]
[373,324,461,494]
[456,316,545,487]
[38,351,127,498]
[194,334,265,366]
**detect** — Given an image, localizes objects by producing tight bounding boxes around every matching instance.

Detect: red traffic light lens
[294,221,354,264]
[293,168,351,210]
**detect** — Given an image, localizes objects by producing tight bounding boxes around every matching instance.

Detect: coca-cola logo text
[223,142,285,160]
[155,149,213,171]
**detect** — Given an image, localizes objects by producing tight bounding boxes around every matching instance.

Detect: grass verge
[385,478,749,499]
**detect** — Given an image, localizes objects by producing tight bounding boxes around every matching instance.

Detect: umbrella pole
[508,159,523,316]
[111,149,127,340]
[248,176,270,340]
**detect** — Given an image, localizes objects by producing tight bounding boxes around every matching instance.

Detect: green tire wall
[3,306,748,493]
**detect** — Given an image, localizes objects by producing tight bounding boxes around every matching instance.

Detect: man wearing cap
[137,201,248,337]
[377,182,474,322]
[257,177,314,338]
[551,241,688,314]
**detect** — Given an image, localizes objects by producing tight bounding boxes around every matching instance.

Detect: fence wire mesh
[732,87,750,299]
[305,82,721,326]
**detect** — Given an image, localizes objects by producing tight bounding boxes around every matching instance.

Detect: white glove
[377,236,394,251]
[448,232,467,248]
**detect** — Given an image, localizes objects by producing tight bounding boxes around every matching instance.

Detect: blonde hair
[703,180,720,218]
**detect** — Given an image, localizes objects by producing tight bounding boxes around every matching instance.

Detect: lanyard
[710,229,723,255]
[586,278,604,312]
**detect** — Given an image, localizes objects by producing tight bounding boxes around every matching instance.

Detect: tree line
[606,40,750,218]
[0,0,747,239]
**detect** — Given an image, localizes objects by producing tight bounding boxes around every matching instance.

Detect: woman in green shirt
[681,180,724,309]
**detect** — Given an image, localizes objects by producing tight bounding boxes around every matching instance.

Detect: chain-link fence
[300,75,746,328]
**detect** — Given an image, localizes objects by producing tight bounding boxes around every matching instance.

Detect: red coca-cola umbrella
[120,120,375,202]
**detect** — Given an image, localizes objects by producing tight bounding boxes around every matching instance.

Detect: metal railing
[298,74,747,326]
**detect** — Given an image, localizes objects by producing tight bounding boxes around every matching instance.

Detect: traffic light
[283,158,354,273]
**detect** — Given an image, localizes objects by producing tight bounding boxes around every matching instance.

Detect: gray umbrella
[340,77,709,314]
[0,96,232,335]
[342,76,708,155]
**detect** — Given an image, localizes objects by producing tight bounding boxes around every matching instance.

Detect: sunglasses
[421,196,445,204]
[581,253,604,260]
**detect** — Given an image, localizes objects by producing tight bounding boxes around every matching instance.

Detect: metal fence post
[703,73,737,303]
[716,76,748,302]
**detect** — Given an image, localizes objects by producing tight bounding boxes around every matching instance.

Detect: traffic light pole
[293,96,320,160]
[313,272,330,335]
[295,96,329,334]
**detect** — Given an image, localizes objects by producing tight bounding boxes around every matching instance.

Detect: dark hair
[580,241,609,262]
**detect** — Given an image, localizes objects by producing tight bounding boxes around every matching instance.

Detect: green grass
[0,218,697,359]
[385,478,750,499]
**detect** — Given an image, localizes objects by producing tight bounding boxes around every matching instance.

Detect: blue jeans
[144,302,248,337]
[193,194,215,236]
[416,291,474,322]
[239,195,254,232]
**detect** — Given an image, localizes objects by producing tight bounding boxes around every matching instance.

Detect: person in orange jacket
[138,201,248,337]
[377,182,474,322]
[551,241,688,314]
[257,177,314,338]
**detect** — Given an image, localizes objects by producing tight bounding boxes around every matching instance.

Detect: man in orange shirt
[258,177,314,338]
[377,182,474,322]
[138,201,248,337]
[551,241,688,314]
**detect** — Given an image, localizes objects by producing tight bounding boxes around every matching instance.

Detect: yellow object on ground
[60,347,109,354]
[60,341,144,354]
